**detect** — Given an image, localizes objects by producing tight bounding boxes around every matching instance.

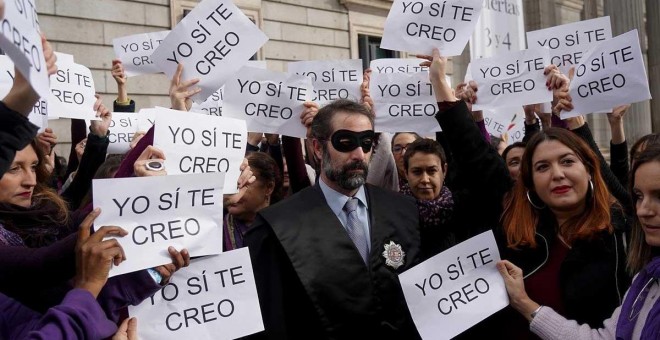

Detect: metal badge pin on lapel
[382,241,405,269]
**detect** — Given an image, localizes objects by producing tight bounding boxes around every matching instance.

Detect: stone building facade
[37,0,655,155]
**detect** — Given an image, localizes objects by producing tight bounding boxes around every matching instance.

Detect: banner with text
[526,16,612,72]
[222,66,312,138]
[113,31,170,77]
[129,248,264,339]
[0,0,50,98]
[470,0,525,59]
[370,58,429,74]
[153,108,246,193]
[288,60,362,105]
[190,60,267,116]
[48,59,97,120]
[0,56,48,130]
[566,29,650,118]
[107,113,140,154]
[400,230,508,340]
[93,172,225,277]
[471,48,551,111]
[151,0,268,103]
[135,108,157,132]
[371,71,441,134]
[381,0,484,56]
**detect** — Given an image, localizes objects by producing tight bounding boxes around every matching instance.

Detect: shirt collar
[319,177,369,217]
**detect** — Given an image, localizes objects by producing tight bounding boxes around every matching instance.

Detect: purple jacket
[1,288,117,339]
[0,224,161,322]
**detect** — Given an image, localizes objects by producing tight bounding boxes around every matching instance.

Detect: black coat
[244,100,513,339]
[461,207,632,339]
[501,207,631,327]
[245,184,422,340]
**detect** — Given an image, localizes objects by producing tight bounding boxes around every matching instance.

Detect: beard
[322,148,369,190]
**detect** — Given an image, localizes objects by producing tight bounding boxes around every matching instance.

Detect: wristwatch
[530,305,543,320]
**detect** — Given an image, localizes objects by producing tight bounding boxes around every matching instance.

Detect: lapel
[260,183,421,332]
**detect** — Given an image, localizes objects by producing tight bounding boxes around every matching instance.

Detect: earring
[589,179,594,194]
[526,190,546,209]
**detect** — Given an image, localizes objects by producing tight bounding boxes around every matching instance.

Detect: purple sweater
[1,288,117,339]
[0,224,161,321]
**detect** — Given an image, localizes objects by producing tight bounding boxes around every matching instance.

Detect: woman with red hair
[495,127,631,337]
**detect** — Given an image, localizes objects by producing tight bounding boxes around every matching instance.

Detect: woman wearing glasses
[391,132,421,192]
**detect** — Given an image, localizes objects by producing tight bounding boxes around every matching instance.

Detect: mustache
[343,160,368,172]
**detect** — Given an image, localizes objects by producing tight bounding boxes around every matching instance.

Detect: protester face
[633,160,660,247]
[227,177,273,222]
[322,112,373,191]
[406,152,445,200]
[531,140,590,214]
[505,147,525,179]
[392,133,418,177]
[0,145,38,207]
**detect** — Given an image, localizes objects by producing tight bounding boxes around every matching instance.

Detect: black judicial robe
[244,184,422,340]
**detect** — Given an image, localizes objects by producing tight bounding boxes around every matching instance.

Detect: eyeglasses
[392,144,411,154]
[328,129,375,153]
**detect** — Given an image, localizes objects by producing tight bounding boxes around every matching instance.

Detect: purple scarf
[222,213,251,251]
[402,185,454,228]
[616,256,660,340]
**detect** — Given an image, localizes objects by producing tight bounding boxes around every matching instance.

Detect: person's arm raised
[74,208,128,298]
[418,48,457,103]
[169,63,200,111]
[2,35,57,116]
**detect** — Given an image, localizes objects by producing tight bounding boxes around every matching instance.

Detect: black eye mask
[330,130,376,153]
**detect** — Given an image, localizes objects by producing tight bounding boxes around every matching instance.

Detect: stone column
[647,0,660,132]
[604,0,653,142]
[583,0,598,18]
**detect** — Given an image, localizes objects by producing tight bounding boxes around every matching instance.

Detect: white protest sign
[54,52,74,64]
[190,60,267,116]
[400,230,507,340]
[381,0,484,56]
[191,88,224,116]
[470,0,525,59]
[465,62,517,126]
[566,29,650,118]
[0,55,48,130]
[372,58,451,85]
[483,107,520,137]
[370,71,441,134]
[48,60,97,120]
[288,60,362,105]
[223,66,312,138]
[0,0,49,98]
[370,58,429,74]
[107,113,140,154]
[135,108,157,132]
[129,248,264,340]
[526,16,612,72]
[113,30,170,77]
[151,0,268,103]
[153,108,247,193]
[93,172,225,277]
[505,112,525,145]
[471,48,551,111]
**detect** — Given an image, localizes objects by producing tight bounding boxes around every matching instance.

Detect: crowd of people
[2,1,660,339]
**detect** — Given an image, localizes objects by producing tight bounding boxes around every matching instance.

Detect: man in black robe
[245,99,423,340]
